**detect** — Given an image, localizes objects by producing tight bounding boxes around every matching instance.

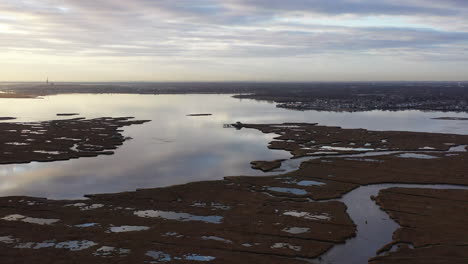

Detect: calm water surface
[1,94,468,199]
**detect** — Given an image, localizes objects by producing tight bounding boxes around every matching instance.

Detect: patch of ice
[297,180,325,187]
[282,227,310,234]
[75,223,98,228]
[191,202,231,211]
[55,240,98,251]
[201,236,232,244]
[134,210,223,224]
[22,217,60,225]
[33,150,63,155]
[65,203,87,207]
[93,246,131,257]
[419,147,435,150]
[146,251,172,262]
[184,254,216,261]
[33,241,56,249]
[163,232,183,238]
[272,125,302,128]
[4,142,30,146]
[108,225,150,233]
[10,239,97,251]
[65,203,104,211]
[397,153,438,159]
[146,251,216,262]
[283,211,331,221]
[448,145,467,152]
[1,214,60,225]
[0,236,16,244]
[15,242,35,249]
[56,137,81,141]
[2,214,25,221]
[271,243,302,252]
[266,187,308,195]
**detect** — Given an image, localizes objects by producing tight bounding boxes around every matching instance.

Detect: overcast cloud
[1,0,467,81]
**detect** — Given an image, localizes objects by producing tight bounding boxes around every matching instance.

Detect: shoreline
[2,83,468,113]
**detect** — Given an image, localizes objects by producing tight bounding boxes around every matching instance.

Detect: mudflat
[0,117,150,164]
[0,93,36,99]
[432,117,468,121]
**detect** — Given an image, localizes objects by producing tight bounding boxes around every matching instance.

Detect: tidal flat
[1,94,468,263]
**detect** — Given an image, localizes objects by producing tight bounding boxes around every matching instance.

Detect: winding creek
[264,146,468,264]
[313,183,468,264]
[270,145,468,175]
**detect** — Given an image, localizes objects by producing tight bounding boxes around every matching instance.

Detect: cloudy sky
[1,0,467,82]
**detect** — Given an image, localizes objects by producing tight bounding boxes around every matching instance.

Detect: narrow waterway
[263,146,468,264]
[313,183,468,264]
[269,145,467,175]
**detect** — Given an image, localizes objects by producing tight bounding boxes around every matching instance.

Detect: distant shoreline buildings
[46,77,55,86]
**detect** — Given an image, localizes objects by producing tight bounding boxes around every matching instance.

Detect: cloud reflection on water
[1,94,468,199]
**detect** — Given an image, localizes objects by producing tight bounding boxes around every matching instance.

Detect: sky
[0,0,467,82]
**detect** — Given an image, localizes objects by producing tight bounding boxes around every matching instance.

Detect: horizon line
[1,80,468,84]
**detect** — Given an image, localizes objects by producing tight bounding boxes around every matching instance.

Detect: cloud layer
[1,0,467,81]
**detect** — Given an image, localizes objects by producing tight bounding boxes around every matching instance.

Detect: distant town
[276,97,468,112]
[2,81,468,112]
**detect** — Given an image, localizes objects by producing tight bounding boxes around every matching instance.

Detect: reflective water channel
[313,183,468,264]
